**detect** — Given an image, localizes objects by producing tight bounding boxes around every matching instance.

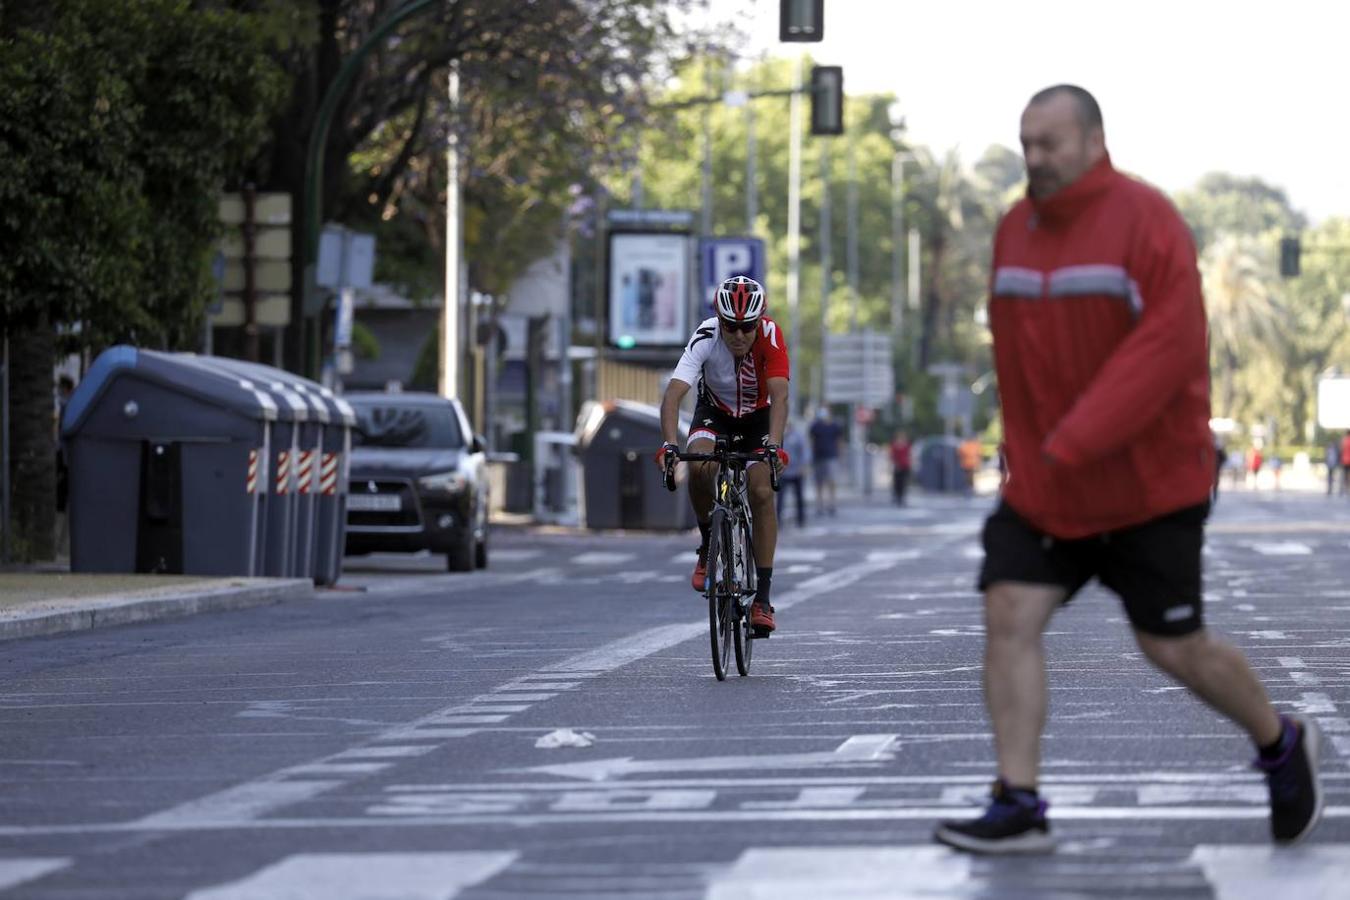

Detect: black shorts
[688,400,771,452]
[978,501,1209,637]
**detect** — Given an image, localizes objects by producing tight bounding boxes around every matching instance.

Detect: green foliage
[350,320,381,360]
[0,0,286,352]
[619,54,1002,419]
[324,0,700,306]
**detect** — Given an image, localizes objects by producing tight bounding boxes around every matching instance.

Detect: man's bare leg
[1134,629,1281,745]
[983,581,1064,787]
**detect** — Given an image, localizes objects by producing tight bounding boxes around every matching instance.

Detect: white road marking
[740,787,867,810]
[282,762,394,777]
[134,780,343,829]
[1247,541,1313,555]
[488,549,541,562]
[1191,845,1350,900]
[497,682,579,691]
[0,859,69,892]
[549,559,905,674]
[523,734,897,781]
[331,746,437,760]
[185,852,517,900]
[61,551,915,833]
[865,549,920,563]
[707,846,971,899]
[572,551,635,565]
[455,704,531,713]
[1296,693,1337,715]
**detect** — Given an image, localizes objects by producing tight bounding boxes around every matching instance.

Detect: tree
[1175,173,1305,254]
[0,0,284,560]
[246,0,704,372]
[1200,235,1283,419]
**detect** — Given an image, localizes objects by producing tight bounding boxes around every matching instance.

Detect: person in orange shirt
[958,435,982,496]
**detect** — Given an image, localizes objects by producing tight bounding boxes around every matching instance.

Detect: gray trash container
[573,400,695,530]
[61,345,277,575]
[189,358,316,579]
[187,356,345,580]
[914,435,963,492]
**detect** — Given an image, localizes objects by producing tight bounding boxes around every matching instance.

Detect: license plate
[347,493,401,511]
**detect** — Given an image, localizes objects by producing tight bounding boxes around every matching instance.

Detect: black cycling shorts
[688,400,770,453]
[978,500,1208,637]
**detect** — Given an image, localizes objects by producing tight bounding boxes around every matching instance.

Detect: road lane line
[185,851,517,900]
[0,859,69,892]
[547,557,913,675]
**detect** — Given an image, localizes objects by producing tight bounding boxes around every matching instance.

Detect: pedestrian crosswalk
[11,844,1349,898]
[184,852,517,900]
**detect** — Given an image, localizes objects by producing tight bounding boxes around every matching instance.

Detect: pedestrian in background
[1340,431,1350,496]
[935,84,1322,855]
[808,407,843,516]
[777,419,809,528]
[958,432,982,497]
[889,429,912,505]
[1326,438,1340,496]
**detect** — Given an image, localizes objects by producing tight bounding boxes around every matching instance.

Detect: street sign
[317,225,376,290]
[213,191,293,326]
[700,237,766,318]
[209,294,291,328]
[1317,376,1350,429]
[823,330,892,406]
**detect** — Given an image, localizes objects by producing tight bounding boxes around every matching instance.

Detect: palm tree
[1201,234,1283,418]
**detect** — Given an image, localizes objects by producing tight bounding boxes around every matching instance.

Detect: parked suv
[344,392,489,571]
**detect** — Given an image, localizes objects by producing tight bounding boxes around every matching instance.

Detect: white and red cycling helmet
[715,275,765,323]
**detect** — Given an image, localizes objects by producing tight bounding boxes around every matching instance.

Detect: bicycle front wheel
[733,519,754,676]
[707,510,733,681]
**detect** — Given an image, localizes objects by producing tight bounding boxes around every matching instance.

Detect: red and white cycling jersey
[670,316,790,416]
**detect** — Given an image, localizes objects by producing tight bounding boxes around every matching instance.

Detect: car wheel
[446,530,474,572]
[474,530,488,569]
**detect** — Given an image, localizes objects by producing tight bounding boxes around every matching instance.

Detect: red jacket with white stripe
[990,155,1214,538]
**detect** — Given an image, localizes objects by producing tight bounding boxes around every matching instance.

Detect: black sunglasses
[719,319,758,334]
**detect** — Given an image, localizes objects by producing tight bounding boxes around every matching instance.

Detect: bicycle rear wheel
[706,510,733,681]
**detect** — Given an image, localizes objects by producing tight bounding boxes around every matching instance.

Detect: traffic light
[810,65,843,135]
[1280,236,1301,278]
[780,0,824,42]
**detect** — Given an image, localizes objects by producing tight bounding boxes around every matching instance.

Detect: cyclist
[655,276,790,634]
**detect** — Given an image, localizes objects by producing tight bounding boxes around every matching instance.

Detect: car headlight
[417,470,469,493]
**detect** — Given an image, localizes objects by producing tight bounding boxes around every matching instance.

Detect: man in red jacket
[934,85,1322,855]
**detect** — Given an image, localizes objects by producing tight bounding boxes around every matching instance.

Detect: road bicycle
[665,438,779,680]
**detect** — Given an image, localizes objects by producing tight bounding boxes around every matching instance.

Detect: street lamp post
[891,150,914,359]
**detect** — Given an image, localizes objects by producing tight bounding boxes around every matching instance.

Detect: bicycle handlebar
[663,447,780,493]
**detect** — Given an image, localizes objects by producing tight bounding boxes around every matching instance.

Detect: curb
[0,578,316,642]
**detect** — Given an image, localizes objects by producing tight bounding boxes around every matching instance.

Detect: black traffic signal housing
[810,65,843,135]
[780,0,824,42]
[1280,236,1301,278]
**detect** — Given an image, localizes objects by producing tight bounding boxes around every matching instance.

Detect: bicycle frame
[665,439,779,680]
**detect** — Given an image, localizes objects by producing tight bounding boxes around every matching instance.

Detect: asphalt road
[1,488,1348,898]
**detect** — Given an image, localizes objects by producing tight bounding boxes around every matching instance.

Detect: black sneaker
[934,779,1054,855]
[1254,713,1323,844]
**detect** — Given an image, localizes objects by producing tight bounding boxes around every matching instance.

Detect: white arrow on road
[519,734,898,781]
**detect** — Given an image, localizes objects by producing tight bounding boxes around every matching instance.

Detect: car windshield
[351,402,464,449]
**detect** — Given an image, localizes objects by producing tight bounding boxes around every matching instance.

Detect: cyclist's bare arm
[660,377,692,446]
[767,376,789,446]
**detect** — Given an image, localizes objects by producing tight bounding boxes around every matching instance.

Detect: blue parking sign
[700,238,765,317]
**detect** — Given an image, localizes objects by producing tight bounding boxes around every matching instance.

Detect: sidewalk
[0,572,313,642]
